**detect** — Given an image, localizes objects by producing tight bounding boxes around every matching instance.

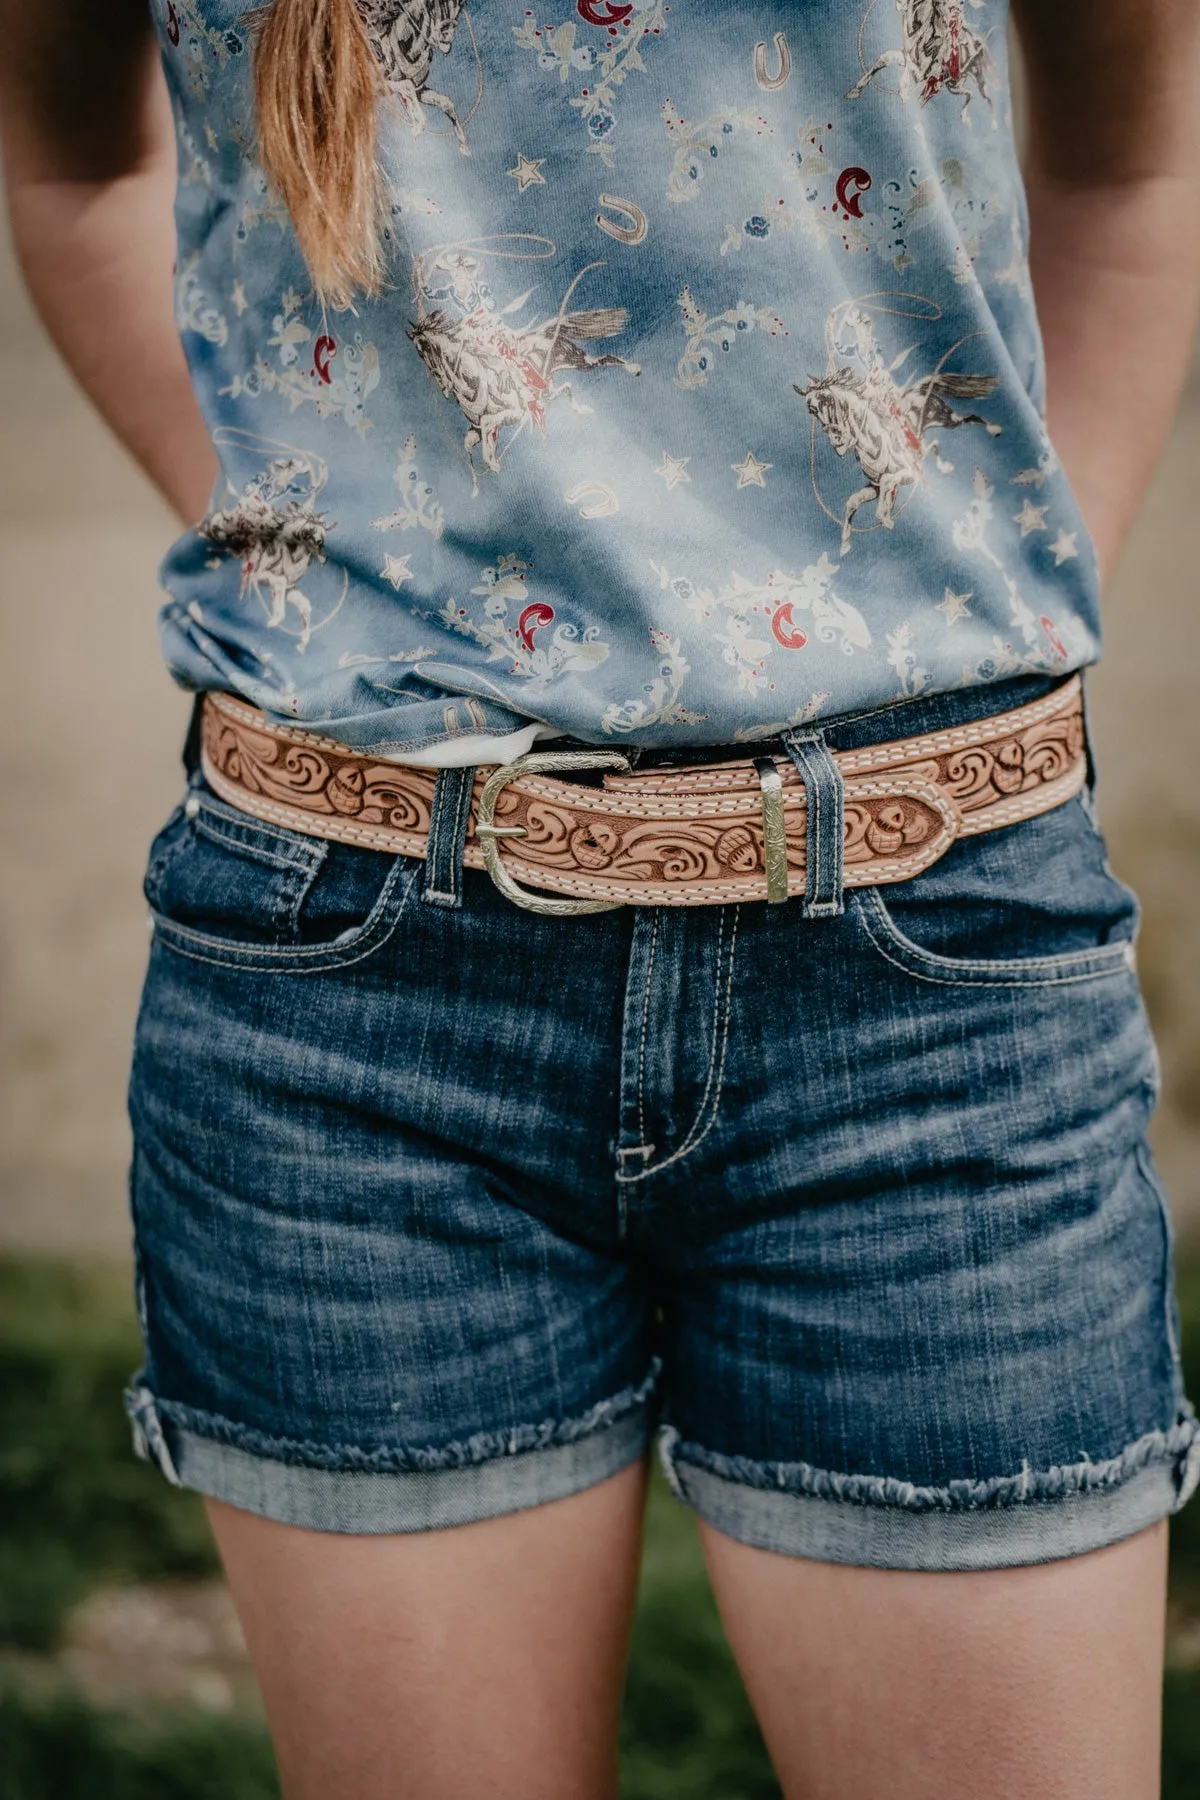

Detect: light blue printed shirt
[154,0,1098,760]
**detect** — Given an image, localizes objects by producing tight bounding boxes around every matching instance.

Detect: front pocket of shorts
[854,886,1138,987]
[145,785,421,973]
[851,796,1141,989]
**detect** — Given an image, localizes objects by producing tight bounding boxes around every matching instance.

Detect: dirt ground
[2,210,1199,1257]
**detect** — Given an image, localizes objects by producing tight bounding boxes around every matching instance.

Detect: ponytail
[252,0,387,305]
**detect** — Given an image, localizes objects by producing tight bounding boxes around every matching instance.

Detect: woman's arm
[0,0,218,523]
[1013,0,1200,584]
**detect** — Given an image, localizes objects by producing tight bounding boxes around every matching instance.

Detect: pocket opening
[144,781,420,972]
[850,797,1143,988]
[854,885,1138,989]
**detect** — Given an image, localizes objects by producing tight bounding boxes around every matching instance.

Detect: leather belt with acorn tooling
[199,677,1086,917]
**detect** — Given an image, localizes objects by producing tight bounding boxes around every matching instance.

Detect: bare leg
[207,1458,649,1800]
[700,1518,1167,1800]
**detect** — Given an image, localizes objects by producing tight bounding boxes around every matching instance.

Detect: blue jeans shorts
[126,676,1199,1570]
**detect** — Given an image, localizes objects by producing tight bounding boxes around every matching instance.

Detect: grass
[621,1478,779,1799]
[0,1262,217,1652]
[1,1257,1198,1798]
[0,1689,280,1800]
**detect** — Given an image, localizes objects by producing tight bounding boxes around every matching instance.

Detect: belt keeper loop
[421,766,475,910]
[781,728,845,918]
[754,759,790,905]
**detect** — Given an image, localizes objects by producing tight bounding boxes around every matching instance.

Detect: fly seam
[635,909,661,1152]
[617,908,739,1182]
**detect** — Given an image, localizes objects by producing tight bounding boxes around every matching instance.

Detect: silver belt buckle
[475,749,633,916]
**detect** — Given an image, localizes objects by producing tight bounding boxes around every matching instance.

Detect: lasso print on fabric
[153,0,1102,756]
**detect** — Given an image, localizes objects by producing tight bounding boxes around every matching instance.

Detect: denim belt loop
[421,766,475,909]
[781,729,845,918]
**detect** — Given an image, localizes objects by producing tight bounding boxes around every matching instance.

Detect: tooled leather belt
[200,677,1086,914]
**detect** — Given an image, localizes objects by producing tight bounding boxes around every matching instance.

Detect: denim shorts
[126,676,1199,1571]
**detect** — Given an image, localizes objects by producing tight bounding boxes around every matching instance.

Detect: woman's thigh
[127,795,664,1794]
[207,1459,649,1800]
[701,1518,1167,1800]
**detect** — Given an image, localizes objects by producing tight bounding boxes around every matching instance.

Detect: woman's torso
[154,0,1098,761]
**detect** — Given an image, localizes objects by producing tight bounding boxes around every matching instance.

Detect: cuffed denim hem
[124,1384,653,1534]
[660,1413,1200,1572]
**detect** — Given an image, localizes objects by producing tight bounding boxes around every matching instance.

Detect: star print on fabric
[732,452,772,489]
[381,554,415,590]
[1048,529,1079,565]
[935,588,973,626]
[1012,500,1048,536]
[655,453,691,490]
[231,282,248,317]
[507,154,547,193]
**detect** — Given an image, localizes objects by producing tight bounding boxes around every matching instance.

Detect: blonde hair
[252,0,388,305]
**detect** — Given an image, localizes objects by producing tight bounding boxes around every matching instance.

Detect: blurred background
[2,142,1200,1798]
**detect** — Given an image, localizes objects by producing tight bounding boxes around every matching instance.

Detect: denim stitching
[863,886,1136,970]
[808,744,824,905]
[149,856,420,974]
[192,810,326,875]
[855,888,1137,988]
[618,908,739,1182]
[808,732,845,916]
[786,731,845,917]
[146,801,329,944]
[425,771,446,880]
[187,785,330,870]
[132,1361,661,1474]
[817,676,1070,754]
[646,908,726,1168]
[832,679,1076,769]
[661,1411,1200,1512]
[143,813,190,899]
[422,768,473,906]
[1141,1141,1184,1381]
[635,909,661,1154]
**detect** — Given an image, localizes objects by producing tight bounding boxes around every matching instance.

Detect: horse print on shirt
[408,242,642,480]
[200,447,345,654]
[357,0,474,151]
[847,0,996,117]
[798,300,1001,556]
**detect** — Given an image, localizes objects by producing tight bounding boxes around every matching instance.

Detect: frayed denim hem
[124,1368,656,1534]
[659,1410,1200,1571]
[126,1360,659,1473]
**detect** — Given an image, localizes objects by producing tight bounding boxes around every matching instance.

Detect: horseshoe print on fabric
[753,32,792,91]
[595,195,649,245]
